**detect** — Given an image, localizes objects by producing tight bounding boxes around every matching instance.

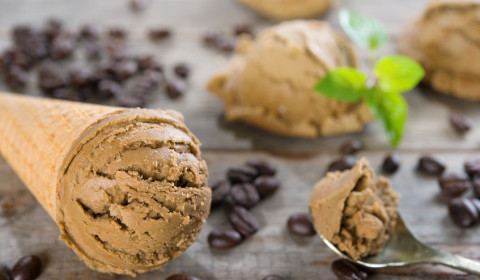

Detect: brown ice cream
[309,158,399,260]
[208,20,373,138]
[237,0,332,20]
[400,0,480,100]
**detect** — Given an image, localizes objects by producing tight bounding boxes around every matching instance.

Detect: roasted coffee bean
[69,69,92,88]
[165,79,187,99]
[108,27,127,39]
[233,24,253,37]
[253,176,280,198]
[143,69,163,85]
[417,155,446,176]
[165,274,200,280]
[449,112,472,134]
[227,165,258,184]
[6,66,28,89]
[207,228,243,249]
[438,173,471,197]
[129,0,147,11]
[114,60,138,81]
[117,94,145,108]
[173,63,190,79]
[38,63,68,94]
[262,275,284,280]
[52,88,84,102]
[79,24,100,40]
[473,176,480,198]
[382,153,400,174]
[202,31,222,47]
[136,55,163,72]
[44,18,63,41]
[0,267,10,280]
[465,158,480,178]
[228,206,260,237]
[287,213,316,237]
[11,255,42,280]
[50,33,76,60]
[12,25,33,44]
[246,158,276,176]
[327,156,356,173]
[339,139,362,155]
[217,37,236,52]
[331,259,368,280]
[83,41,102,60]
[449,197,479,228]
[210,180,230,206]
[98,80,121,99]
[148,28,171,41]
[230,183,260,209]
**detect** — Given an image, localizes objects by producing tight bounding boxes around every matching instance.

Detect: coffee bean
[465,158,480,178]
[449,197,479,228]
[327,156,356,173]
[43,18,63,41]
[230,183,260,209]
[331,259,368,280]
[208,228,243,249]
[108,27,127,39]
[202,31,222,47]
[144,69,163,86]
[129,0,147,11]
[228,206,260,237]
[117,94,145,108]
[148,28,171,41]
[227,165,258,184]
[449,112,472,134]
[417,155,446,176]
[50,33,76,60]
[136,55,163,72]
[254,176,280,198]
[52,88,84,102]
[69,69,92,88]
[246,158,276,176]
[83,41,102,60]
[79,24,100,40]
[38,63,68,94]
[473,176,480,198]
[11,255,42,280]
[233,24,253,37]
[173,63,190,79]
[382,153,400,174]
[0,272,8,280]
[114,59,138,81]
[165,274,200,280]
[262,275,283,280]
[165,79,187,99]
[438,173,471,197]
[97,80,121,99]
[287,213,316,237]
[210,180,230,206]
[339,140,362,155]
[5,66,28,89]
[0,267,10,280]
[217,37,236,52]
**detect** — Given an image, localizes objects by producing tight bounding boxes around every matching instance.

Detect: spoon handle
[431,250,480,276]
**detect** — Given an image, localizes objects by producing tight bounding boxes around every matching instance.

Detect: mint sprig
[315,11,425,147]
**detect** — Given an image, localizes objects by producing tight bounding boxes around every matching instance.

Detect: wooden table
[1,0,480,279]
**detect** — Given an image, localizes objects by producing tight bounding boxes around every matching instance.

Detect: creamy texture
[237,0,331,20]
[400,0,480,100]
[208,20,373,138]
[57,109,210,276]
[309,158,399,260]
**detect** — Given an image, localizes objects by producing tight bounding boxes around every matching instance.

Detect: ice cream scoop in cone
[0,93,211,276]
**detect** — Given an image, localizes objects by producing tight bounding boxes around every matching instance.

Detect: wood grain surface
[1,0,480,279]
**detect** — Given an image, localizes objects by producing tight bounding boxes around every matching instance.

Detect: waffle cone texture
[0,93,211,276]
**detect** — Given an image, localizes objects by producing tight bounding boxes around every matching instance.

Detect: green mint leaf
[374,55,425,93]
[364,88,407,147]
[314,67,368,103]
[339,9,388,50]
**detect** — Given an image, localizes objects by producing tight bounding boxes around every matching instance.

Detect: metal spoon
[321,215,480,276]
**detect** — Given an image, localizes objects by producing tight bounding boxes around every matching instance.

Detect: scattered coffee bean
[382,153,400,174]
[246,158,276,176]
[228,206,260,237]
[253,176,280,198]
[210,180,230,206]
[465,158,480,178]
[52,88,84,102]
[233,24,253,37]
[230,183,260,209]
[11,255,42,280]
[287,213,316,237]
[202,31,222,47]
[79,24,100,40]
[449,112,472,134]
[50,33,76,60]
[262,275,284,280]
[227,165,258,184]
[83,41,102,60]
[129,0,147,11]
[117,94,144,108]
[208,228,243,249]
[165,79,187,99]
[473,176,480,198]
[417,155,446,176]
[217,37,236,52]
[327,156,356,173]
[108,27,127,39]
[339,139,362,155]
[148,28,171,41]
[136,55,163,72]
[38,63,68,94]
[449,197,479,228]
[438,172,471,197]
[98,80,121,99]
[0,267,10,280]
[43,18,63,41]
[114,59,138,81]
[173,63,190,79]
[5,66,28,89]
[331,259,368,280]
[69,68,92,88]
[165,274,200,280]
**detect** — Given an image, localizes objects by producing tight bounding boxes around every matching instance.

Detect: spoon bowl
[321,215,480,275]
